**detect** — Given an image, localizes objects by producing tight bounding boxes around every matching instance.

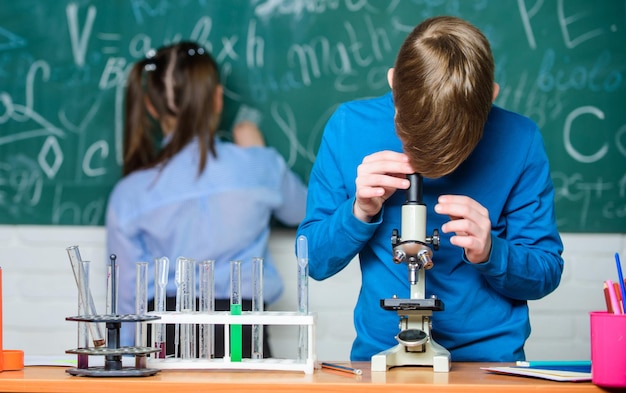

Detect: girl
[106,41,307,357]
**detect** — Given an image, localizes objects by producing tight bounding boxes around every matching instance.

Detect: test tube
[66,246,105,347]
[106,255,119,315]
[251,257,264,359]
[174,258,182,358]
[154,256,169,358]
[105,255,121,369]
[135,262,148,346]
[198,260,215,359]
[297,235,309,362]
[175,257,196,359]
[77,260,90,368]
[230,260,242,362]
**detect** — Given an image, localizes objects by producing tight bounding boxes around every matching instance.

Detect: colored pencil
[615,253,626,313]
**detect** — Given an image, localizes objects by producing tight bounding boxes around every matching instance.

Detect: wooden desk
[0,363,605,392]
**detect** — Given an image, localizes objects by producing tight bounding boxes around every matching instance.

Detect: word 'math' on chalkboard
[0,0,624,232]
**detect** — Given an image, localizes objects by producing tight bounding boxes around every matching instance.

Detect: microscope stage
[380,298,444,311]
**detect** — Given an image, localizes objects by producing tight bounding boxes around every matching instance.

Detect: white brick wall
[0,225,623,362]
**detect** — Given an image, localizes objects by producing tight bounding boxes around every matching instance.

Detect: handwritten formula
[0,0,624,232]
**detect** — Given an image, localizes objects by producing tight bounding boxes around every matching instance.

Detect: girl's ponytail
[122,59,154,176]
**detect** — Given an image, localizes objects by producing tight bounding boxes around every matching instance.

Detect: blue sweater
[297,92,564,362]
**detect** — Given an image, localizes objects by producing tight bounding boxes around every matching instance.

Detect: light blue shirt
[106,137,307,345]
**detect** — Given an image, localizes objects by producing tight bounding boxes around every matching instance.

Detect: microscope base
[371,338,450,372]
[371,305,450,373]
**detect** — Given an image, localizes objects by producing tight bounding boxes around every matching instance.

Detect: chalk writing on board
[0,0,624,232]
[552,171,626,229]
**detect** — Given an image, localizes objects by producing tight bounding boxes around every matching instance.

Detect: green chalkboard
[0,0,624,232]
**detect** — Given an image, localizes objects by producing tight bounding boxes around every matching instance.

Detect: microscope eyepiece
[405,173,423,204]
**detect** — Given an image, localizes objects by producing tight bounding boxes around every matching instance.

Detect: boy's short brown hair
[393,16,494,178]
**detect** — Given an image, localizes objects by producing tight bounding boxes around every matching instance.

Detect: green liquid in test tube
[230,260,242,362]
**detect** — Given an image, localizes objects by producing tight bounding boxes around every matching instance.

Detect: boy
[296,16,563,362]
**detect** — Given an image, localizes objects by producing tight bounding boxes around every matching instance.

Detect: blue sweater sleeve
[297,108,381,281]
[469,129,564,300]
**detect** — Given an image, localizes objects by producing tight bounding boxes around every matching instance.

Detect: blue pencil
[516,360,591,367]
[616,252,626,313]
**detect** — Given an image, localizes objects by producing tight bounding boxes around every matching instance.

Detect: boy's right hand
[353,150,413,222]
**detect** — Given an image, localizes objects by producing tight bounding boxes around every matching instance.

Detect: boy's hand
[233,121,265,147]
[435,195,492,263]
[353,151,413,222]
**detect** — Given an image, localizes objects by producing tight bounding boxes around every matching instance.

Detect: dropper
[296,235,309,362]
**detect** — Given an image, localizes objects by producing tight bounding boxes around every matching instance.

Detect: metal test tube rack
[65,253,162,377]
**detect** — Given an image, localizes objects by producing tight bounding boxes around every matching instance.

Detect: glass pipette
[66,246,105,347]
[297,235,309,362]
[154,256,169,358]
[251,257,264,359]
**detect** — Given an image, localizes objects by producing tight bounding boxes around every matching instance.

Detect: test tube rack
[143,310,317,374]
[65,313,162,377]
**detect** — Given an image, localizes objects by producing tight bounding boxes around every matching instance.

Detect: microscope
[371,173,451,372]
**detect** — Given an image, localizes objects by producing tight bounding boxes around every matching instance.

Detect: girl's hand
[233,121,265,147]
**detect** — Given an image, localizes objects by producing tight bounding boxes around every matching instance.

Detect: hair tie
[186,47,206,56]
[144,49,157,71]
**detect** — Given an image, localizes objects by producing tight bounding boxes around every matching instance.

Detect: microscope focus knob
[391,228,400,247]
[428,229,440,251]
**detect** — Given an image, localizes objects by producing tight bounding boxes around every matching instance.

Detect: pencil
[605,279,622,315]
[320,362,363,375]
[615,253,626,313]
[516,360,591,367]
[604,281,623,314]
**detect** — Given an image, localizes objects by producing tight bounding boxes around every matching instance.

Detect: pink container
[590,311,626,388]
